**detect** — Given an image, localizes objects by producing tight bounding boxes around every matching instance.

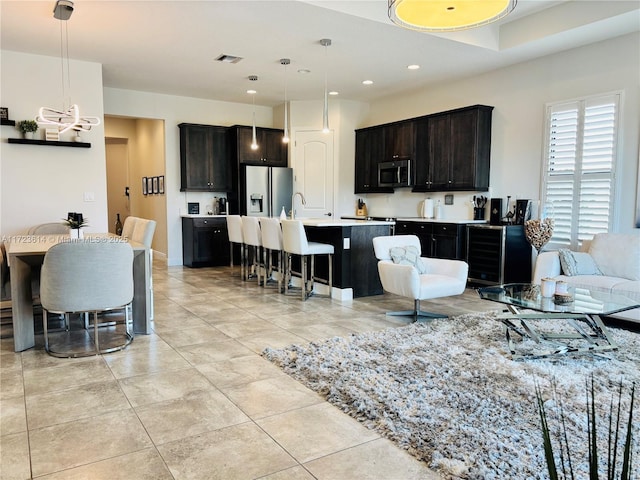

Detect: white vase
[69,228,83,239]
[24,132,34,140]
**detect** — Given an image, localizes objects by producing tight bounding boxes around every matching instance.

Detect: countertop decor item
[64,212,88,238]
[524,217,554,252]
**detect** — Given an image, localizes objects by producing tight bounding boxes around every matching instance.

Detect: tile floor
[1,260,498,480]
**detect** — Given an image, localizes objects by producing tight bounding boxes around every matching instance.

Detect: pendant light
[248,75,258,150]
[320,39,331,134]
[37,0,100,134]
[280,58,290,144]
[388,0,517,32]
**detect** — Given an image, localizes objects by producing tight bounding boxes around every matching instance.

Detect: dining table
[5,233,152,352]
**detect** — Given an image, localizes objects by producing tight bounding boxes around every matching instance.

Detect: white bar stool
[241,216,264,285]
[281,219,333,300]
[260,217,285,292]
[226,215,246,279]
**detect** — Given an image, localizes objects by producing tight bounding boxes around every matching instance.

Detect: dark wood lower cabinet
[394,221,466,260]
[182,217,230,267]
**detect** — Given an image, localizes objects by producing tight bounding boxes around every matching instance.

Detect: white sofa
[533,233,640,325]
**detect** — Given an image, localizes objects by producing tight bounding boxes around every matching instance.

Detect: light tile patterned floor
[1,260,498,480]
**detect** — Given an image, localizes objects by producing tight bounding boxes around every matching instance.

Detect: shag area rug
[263,312,639,479]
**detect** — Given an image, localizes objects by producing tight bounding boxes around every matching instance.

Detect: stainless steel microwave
[378,159,412,188]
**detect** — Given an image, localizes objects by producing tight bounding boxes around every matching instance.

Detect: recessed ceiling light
[329,91,339,96]
[407,64,420,70]
[298,69,311,74]
[246,89,256,94]
[362,80,373,85]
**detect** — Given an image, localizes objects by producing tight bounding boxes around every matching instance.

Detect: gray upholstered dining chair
[372,235,468,321]
[40,239,134,357]
[120,216,156,320]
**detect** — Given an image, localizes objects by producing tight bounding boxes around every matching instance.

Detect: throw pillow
[389,245,427,274]
[558,249,602,276]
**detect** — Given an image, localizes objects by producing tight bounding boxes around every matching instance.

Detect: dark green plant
[536,376,635,480]
[17,119,38,133]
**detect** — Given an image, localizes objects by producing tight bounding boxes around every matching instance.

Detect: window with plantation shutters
[541,93,619,250]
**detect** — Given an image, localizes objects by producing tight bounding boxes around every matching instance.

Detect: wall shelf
[1,119,16,126]
[8,138,91,148]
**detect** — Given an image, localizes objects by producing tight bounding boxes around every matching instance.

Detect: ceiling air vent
[215,54,243,64]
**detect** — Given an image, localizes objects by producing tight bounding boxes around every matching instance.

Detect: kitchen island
[299,218,393,300]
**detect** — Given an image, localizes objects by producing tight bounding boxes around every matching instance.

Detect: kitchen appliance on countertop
[218,197,227,215]
[420,198,434,219]
[356,198,368,217]
[240,165,293,217]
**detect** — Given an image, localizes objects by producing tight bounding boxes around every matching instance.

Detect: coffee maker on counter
[489,197,531,225]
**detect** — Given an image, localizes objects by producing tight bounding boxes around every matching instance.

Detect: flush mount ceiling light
[388,0,517,32]
[280,58,290,144]
[37,0,100,134]
[320,38,331,134]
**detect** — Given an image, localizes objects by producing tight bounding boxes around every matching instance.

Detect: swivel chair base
[385,300,449,322]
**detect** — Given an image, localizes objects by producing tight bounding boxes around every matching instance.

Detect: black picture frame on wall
[142,177,148,195]
[152,176,159,194]
[147,177,154,194]
[159,175,165,194]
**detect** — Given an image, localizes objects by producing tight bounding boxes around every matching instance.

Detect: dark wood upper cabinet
[354,126,393,194]
[414,105,493,192]
[179,123,232,192]
[355,105,492,194]
[383,120,415,160]
[231,126,287,167]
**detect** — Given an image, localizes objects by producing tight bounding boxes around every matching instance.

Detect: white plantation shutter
[542,94,619,249]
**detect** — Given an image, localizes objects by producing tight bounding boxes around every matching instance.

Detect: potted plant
[17,120,39,139]
[63,213,88,239]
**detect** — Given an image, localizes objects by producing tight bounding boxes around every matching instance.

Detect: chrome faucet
[291,191,306,219]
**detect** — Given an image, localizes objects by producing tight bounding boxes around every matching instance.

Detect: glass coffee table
[477,283,639,360]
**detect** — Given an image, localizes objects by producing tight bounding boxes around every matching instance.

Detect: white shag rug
[263,312,639,479]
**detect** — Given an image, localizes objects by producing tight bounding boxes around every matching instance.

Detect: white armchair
[372,235,469,320]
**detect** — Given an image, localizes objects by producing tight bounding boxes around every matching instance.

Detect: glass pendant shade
[388,0,517,32]
[280,58,290,143]
[320,39,331,134]
[251,111,258,150]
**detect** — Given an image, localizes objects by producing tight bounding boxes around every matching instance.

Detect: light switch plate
[343,238,350,249]
[83,191,95,202]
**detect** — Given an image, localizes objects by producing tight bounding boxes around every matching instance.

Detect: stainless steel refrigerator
[240,165,293,217]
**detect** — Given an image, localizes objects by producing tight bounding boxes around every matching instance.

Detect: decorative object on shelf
[188,202,199,215]
[320,38,331,133]
[36,0,100,134]
[524,217,554,252]
[0,107,8,120]
[17,120,38,139]
[388,0,517,32]
[72,129,83,142]
[45,128,60,141]
[64,212,87,239]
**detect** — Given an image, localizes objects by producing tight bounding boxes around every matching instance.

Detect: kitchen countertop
[301,218,394,227]
[181,214,228,218]
[396,218,487,224]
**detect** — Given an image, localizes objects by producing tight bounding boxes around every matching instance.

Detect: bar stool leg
[301,255,307,301]
[328,253,333,298]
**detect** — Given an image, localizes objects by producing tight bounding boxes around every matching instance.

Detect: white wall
[103,88,274,265]
[0,51,107,234]
[360,33,640,231]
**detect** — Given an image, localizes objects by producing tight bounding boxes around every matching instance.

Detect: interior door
[105,139,130,233]
[293,130,334,218]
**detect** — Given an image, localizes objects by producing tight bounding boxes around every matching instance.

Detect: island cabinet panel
[182,217,230,267]
[412,105,493,192]
[231,126,287,167]
[354,126,393,194]
[179,123,232,192]
[304,223,391,297]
